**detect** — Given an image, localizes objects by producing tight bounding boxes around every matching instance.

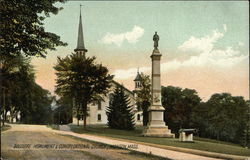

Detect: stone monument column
[143,32,175,138]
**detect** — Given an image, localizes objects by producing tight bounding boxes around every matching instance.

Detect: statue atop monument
[153,31,159,50]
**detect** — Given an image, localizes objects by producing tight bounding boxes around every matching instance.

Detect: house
[72,77,143,125]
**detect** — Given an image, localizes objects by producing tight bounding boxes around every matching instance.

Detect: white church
[72,8,143,126]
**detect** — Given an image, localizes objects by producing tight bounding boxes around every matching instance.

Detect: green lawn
[1,124,11,132]
[69,124,250,157]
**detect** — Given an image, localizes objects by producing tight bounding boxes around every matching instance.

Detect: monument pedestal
[143,107,175,138]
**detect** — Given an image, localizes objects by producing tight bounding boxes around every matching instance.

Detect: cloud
[178,29,224,53]
[112,25,247,80]
[173,25,247,68]
[100,25,144,46]
[160,47,247,71]
[161,26,247,70]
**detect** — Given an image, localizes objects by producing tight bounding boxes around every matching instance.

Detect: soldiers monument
[143,32,175,138]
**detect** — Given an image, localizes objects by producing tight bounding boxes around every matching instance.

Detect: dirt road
[2,124,166,160]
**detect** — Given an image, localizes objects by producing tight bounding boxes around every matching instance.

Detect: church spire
[74,4,87,56]
[134,68,142,90]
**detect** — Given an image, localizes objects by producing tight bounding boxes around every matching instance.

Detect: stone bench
[179,129,197,142]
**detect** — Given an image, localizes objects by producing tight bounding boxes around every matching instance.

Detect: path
[59,124,71,131]
[54,126,223,160]
[2,124,167,160]
[5,124,245,160]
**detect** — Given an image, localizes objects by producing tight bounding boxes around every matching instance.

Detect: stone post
[143,32,175,138]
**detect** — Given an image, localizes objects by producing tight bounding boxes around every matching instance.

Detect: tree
[0,55,32,124]
[0,0,67,58]
[242,101,250,147]
[25,83,53,124]
[53,96,73,124]
[135,73,151,126]
[54,54,113,128]
[161,86,201,133]
[190,102,210,137]
[0,55,53,124]
[204,93,248,143]
[106,85,135,130]
[191,93,249,145]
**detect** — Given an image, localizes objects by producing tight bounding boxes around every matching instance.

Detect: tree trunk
[2,110,5,126]
[2,89,5,126]
[82,101,87,129]
[16,114,18,123]
[83,115,86,128]
[217,132,220,140]
[77,115,79,126]
[10,109,14,123]
[3,110,7,125]
[143,109,148,126]
[77,107,79,126]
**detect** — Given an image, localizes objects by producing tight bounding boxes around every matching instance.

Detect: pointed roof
[134,69,142,81]
[74,5,87,52]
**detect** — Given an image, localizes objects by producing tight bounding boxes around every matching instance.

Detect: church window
[98,114,101,121]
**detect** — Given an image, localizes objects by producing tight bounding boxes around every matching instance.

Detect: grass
[1,124,11,132]
[61,134,170,160]
[123,150,171,160]
[69,124,250,157]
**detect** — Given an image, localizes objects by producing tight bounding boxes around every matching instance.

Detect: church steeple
[134,68,142,90]
[74,4,87,57]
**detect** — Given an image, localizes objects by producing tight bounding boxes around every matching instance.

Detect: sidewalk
[56,125,222,160]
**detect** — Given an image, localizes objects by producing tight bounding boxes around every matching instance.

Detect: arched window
[137,114,140,121]
[136,82,139,88]
[97,114,101,121]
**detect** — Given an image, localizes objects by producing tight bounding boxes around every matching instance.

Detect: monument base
[142,109,175,138]
[143,126,175,138]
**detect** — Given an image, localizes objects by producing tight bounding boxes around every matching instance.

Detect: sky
[31,1,249,101]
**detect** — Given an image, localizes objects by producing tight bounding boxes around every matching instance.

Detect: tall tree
[0,0,67,58]
[0,56,32,124]
[243,101,250,147]
[0,55,53,124]
[190,102,210,137]
[106,86,135,130]
[54,54,113,128]
[191,93,249,145]
[25,83,53,124]
[161,86,201,133]
[205,93,248,143]
[135,73,151,126]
